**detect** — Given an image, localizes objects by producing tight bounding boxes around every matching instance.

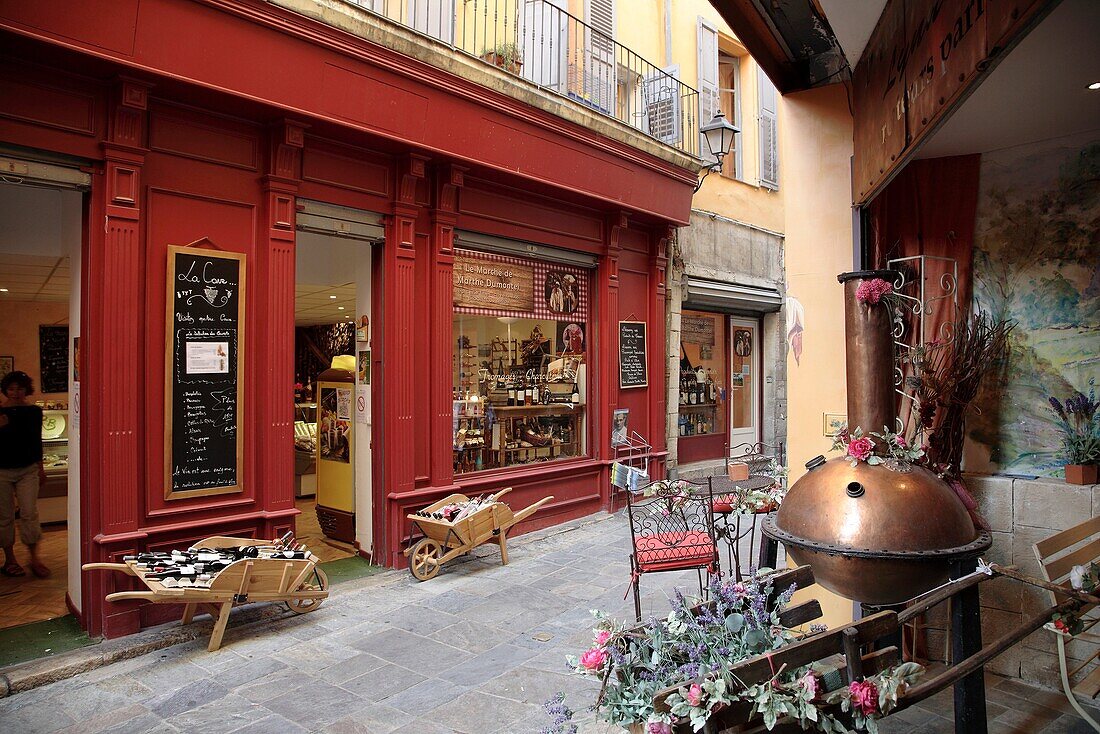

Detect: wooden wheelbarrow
[404,487,553,581]
[83,535,329,651]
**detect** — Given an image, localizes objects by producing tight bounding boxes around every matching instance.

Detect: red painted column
[83,78,151,637]
[428,164,465,489]
[383,154,427,565]
[258,120,306,539]
[598,212,628,507]
[649,227,672,477]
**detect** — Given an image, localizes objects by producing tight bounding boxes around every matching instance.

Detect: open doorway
[293,201,378,564]
[0,154,85,632]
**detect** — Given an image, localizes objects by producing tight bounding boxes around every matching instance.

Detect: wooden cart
[404,487,553,581]
[83,535,329,651]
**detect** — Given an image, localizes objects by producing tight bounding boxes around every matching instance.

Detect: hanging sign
[453,250,535,313]
[39,325,69,393]
[618,321,648,389]
[681,315,716,345]
[165,245,246,499]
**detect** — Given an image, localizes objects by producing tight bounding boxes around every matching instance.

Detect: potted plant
[1049,384,1100,484]
[481,42,523,74]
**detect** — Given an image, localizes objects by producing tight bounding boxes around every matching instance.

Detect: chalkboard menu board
[618,321,648,389]
[39,325,69,393]
[165,246,246,498]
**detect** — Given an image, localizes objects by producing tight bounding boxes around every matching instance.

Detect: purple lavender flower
[541,692,578,734]
[1050,396,1067,420]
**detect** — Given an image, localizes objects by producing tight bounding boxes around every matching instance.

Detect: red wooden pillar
[428,164,465,490]
[83,78,151,637]
[649,226,672,474]
[258,120,306,539]
[598,211,628,506]
[383,153,427,564]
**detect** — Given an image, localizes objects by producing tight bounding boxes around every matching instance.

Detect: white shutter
[520,0,567,91]
[643,65,681,146]
[408,0,454,45]
[757,65,778,189]
[583,0,616,113]
[697,18,720,164]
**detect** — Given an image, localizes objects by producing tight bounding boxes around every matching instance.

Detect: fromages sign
[165,244,247,499]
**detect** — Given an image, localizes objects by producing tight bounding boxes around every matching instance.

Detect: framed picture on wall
[0,356,12,382]
[612,408,629,447]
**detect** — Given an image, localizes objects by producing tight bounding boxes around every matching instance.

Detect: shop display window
[678,310,727,439]
[452,248,589,474]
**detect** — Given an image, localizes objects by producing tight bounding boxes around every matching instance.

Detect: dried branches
[905,311,1014,475]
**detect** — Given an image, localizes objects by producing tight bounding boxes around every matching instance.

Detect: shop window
[678,310,727,440]
[452,248,589,474]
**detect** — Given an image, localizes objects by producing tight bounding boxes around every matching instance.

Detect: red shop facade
[0,1,695,637]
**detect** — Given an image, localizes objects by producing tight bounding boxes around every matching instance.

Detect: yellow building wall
[781,83,857,626]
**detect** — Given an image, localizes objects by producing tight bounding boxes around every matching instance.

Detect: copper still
[764,270,990,605]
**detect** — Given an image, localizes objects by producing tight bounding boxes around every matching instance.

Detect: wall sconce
[695,111,739,193]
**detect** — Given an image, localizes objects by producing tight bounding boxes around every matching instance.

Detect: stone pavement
[1,510,1097,734]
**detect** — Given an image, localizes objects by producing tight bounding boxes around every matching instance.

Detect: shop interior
[451,258,589,476]
[293,220,374,563]
[0,171,82,631]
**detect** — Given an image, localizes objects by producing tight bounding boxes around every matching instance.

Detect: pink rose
[647,723,673,734]
[849,679,879,715]
[579,647,607,671]
[797,672,820,699]
[731,582,747,597]
[594,630,612,647]
[895,435,907,448]
[685,683,703,707]
[847,436,874,462]
[856,278,894,305]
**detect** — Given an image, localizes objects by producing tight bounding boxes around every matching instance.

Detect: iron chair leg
[631,556,643,621]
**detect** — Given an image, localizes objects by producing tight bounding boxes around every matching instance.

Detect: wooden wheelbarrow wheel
[286,567,329,614]
[409,538,443,581]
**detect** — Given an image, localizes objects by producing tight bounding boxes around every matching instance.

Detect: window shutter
[583,0,616,113]
[643,65,682,146]
[697,19,720,164]
[757,65,778,189]
[408,0,454,45]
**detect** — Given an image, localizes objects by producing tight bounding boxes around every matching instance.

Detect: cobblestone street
[2,511,1097,734]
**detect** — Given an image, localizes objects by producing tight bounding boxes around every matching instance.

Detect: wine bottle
[571,382,580,404]
[507,381,516,406]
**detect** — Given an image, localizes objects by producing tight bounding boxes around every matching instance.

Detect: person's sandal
[29,561,51,578]
[1,562,26,577]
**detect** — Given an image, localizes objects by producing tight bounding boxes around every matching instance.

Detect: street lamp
[695,111,739,192]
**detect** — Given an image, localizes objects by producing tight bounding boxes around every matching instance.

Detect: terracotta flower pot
[727,461,749,481]
[1065,464,1099,485]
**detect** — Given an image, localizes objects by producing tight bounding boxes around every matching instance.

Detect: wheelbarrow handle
[82,562,137,576]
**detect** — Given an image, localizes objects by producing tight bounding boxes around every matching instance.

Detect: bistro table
[708,474,781,578]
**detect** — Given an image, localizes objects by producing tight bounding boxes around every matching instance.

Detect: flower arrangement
[1048,383,1100,467]
[830,424,925,470]
[560,572,923,733]
[1048,561,1099,637]
[482,42,523,72]
[854,278,894,305]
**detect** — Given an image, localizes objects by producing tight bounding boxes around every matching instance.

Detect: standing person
[0,371,49,578]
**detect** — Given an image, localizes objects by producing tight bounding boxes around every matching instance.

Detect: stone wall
[919,474,1100,690]
[665,210,786,473]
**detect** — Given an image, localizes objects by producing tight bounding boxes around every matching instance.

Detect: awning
[684,277,782,313]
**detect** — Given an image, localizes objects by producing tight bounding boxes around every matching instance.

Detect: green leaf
[724,613,745,633]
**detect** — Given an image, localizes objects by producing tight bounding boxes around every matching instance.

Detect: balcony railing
[341,0,700,157]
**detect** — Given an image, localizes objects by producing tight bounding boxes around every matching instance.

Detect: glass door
[728,316,759,448]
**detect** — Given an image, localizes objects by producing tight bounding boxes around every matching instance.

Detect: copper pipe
[839,270,898,439]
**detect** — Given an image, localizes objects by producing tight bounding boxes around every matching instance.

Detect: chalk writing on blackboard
[618,321,648,389]
[166,246,246,498]
[39,325,69,394]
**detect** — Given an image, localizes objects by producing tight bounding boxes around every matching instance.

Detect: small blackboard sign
[165,245,246,498]
[39,325,69,393]
[618,321,648,389]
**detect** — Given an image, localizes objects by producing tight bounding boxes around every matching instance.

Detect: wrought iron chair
[710,442,786,581]
[625,477,719,620]
[1033,514,1100,731]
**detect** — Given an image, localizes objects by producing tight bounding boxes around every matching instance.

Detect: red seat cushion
[712,495,736,513]
[635,531,716,572]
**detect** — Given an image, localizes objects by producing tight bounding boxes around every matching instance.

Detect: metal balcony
[339,0,701,157]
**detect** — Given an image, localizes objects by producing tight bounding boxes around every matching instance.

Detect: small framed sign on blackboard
[165,244,246,499]
[618,321,648,389]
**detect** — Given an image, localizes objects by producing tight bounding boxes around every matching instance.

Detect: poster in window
[734,329,753,357]
[319,386,350,463]
[556,322,585,354]
[545,270,579,315]
[612,408,629,447]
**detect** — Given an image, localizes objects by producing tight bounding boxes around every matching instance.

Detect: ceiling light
[338,306,345,310]
[329,295,337,299]
[0,288,7,292]
[1089,82,1100,90]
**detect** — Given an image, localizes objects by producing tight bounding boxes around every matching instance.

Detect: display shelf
[679,402,719,409]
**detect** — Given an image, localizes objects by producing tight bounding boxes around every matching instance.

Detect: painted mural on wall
[967,131,1100,476]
